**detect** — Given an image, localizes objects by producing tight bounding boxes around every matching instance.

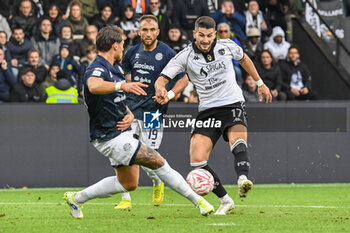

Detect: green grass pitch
[0,184,349,233]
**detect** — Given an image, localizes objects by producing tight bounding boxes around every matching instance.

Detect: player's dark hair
[96,25,124,52]
[140,14,158,24]
[195,16,216,30]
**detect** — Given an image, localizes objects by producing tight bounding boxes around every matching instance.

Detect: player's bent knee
[120,180,138,191]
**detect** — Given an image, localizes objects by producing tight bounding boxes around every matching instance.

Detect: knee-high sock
[191,161,227,198]
[231,139,250,177]
[153,161,201,206]
[141,166,162,185]
[75,176,126,204]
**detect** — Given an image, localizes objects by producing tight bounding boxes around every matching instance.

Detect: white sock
[74,176,126,204]
[121,192,131,201]
[238,175,248,181]
[141,166,162,186]
[219,194,233,203]
[153,161,201,206]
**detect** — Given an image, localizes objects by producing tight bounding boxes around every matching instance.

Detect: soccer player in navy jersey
[154,16,272,215]
[115,15,189,209]
[63,25,214,219]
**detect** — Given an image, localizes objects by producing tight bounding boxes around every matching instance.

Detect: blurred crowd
[0,0,321,104]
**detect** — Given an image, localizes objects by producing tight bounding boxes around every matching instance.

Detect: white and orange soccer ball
[186,168,214,196]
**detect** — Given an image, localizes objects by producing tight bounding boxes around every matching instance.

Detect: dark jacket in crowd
[51,55,81,88]
[10,11,38,39]
[211,10,247,42]
[279,59,312,92]
[1,44,12,63]
[165,37,190,54]
[7,37,33,66]
[0,65,17,102]
[242,40,264,62]
[148,10,170,42]
[66,16,89,40]
[172,0,210,30]
[91,13,116,31]
[20,64,48,84]
[255,61,283,91]
[60,38,82,59]
[10,81,44,102]
[31,33,61,66]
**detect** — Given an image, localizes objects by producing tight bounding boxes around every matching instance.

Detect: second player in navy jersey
[115,15,189,209]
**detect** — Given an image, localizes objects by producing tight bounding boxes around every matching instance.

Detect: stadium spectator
[45,4,66,37]
[96,0,125,21]
[51,44,80,88]
[80,25,98,57]
[172,0,210,40]
[10,68,44,102]
[264,26,290,61]
[41,63,60,92]
[45,69,78,103]
[52,0,71,16]
[0,32,12,63]
[0,1,10,18]
[125,0,150,18]
[78,44,97,95]
[7,27,33,71]
[10,0,38,39]
[80,0,99,22]
[242,74,259,102]
[30,18,61,66]
[20,50,48,84]
[244,0,271,43]
[92,2,116,30]
[242,27,264,62]
[217,22,243,85]
[159,0,173,18]
[0,48,17,102]
[263,0,288,32]
[117,6,140,49]
[60,25,82,60]
[211,0,246,42]
[165,24,190,54]
[66,0,89,41]
[255,50,286,100]
[206,0,224,14]
[279,45,316,100]
[187,89,199,103]
[0,14,11,40]
[147,0,170,42]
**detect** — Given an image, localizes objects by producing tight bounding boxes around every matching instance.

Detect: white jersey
[160,39,245,112]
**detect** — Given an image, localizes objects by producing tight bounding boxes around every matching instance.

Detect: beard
[142,37,157,48]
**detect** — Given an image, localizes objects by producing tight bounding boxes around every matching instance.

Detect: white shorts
[126,119,163,150]
[92,131,141,168]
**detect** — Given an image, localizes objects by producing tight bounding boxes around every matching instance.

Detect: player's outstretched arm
[87,77,148,95]
[239,53,272,103]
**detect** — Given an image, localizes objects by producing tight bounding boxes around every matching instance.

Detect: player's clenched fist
[121,81,148,95]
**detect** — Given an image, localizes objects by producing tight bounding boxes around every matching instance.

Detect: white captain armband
[115,81,125,92]
[167,90,175,100]
[256,79,264,87]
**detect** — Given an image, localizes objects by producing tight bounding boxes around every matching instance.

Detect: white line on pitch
[208,223,237,226]
[0,202,348,209]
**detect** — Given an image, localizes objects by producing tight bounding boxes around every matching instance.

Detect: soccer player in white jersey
[63,25,214,219]
[154,16,272,215]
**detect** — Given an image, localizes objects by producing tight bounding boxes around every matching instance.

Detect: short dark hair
[140,14,158,24]
[195,16,216,30]
[96,25,124,52]
[28,49,40,57]
[13,26,24,32]
[288,45,299,53]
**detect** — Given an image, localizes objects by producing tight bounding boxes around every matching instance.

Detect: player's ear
[192,30,196,40]
[156,28,160,36]
[137,29,141,36]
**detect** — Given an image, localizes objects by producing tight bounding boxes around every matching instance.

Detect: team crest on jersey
[207,54,213,61]
[135,53,139,59]
[155,53,163,61]
[218,49,225,55]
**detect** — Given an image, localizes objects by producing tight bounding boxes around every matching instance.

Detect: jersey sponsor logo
[135,53,140,59]
[134,62,155,71]
[200,61,227,78]
[155,53,163,61]
[114,95,126,103]
[143,110,162,129]
[134,76,152,83]
[218,48,225,55]
[136,69,150,75]
[194,55,200,60]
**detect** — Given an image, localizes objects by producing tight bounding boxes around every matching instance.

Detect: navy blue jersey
[121,41,184,120]
[84,55,128,142]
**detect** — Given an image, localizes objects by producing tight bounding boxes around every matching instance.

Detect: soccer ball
[186,168,214,196]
